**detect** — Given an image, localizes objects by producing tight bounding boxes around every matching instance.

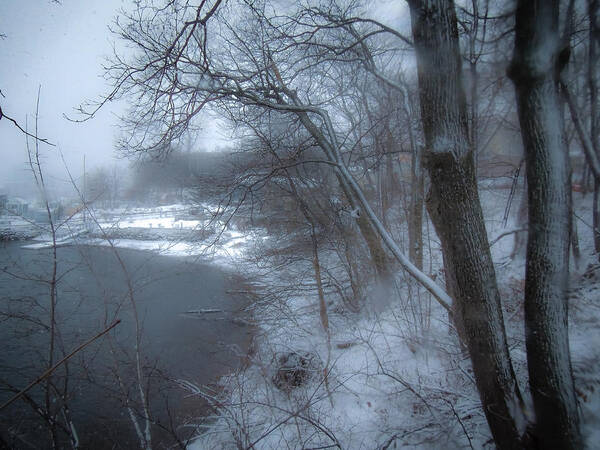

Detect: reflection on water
[0,241,254,449]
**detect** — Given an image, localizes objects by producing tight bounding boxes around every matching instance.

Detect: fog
[0,0,227,201]
[1,1,598,449]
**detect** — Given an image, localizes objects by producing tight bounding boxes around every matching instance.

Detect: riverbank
[8,203,258,265]
[0,215,41,240]
[187,188,600,449]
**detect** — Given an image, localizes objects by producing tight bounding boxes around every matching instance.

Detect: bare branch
[0,106,56,146]
[0,320,121,412]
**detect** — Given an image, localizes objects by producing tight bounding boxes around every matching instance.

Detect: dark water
[0,241,254,449]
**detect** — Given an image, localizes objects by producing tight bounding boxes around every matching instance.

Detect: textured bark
[590,0,600,155]
[409,135,424,271]
[591,0,600,259]
[509,0,581,447]
[571,205,581,267]
[425,152,524,449]
[343,174,393,282]
[511,185,528,260]
[407,1,525,448]
[595,181,600,257]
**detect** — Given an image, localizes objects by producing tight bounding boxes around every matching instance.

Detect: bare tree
[1,90,90,449]
[85,0,453,310]
[508,0,581,447]
[26,90,78,449]
[406,1,526,448]
[80,1,589,448]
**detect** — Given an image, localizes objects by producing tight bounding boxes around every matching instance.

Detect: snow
[0,215,33,228]
[88,230,252,261]
[185,187,600,449]
[107,216,201,229]
[185,236,482,448]
[9,193,600,449]
[18,204,252,261]
[0,214,42,239]
[90,204,205,230]
[188,283,487,448]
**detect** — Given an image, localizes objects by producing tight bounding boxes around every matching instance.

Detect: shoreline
[0,240,257,448]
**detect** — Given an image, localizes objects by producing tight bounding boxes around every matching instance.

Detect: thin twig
[0,320,121,412]
[444,398,474,450]
[489,227,528,247]
[0,106,56,146]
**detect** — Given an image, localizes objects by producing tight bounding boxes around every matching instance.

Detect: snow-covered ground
[10,194,600,449]
[18,203,256,262]
[185,188,600,450]
[0,214,43,239]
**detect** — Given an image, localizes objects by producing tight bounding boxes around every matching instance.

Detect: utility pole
[83,155,86,229]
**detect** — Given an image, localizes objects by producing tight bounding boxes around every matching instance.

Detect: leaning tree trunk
[294,109,393,283]
[338,170,393,282]
[407,1,526,448]
[508,0,581,448]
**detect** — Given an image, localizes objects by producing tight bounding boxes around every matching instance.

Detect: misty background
[0,0,227,201]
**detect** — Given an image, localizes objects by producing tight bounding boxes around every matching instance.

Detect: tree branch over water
[0,320,121,412]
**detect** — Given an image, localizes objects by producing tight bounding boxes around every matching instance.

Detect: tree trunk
[407,1,526,448]
[381,152,393,230]
[409,140,424,271]
[345,177,393,282]
[588,0,600,260]
[571,206,581,267]
[284,90,453,312]
[399,80,425,270]
[595,181,600,257]
[511,182,528,260]
[294,110,393,283]
[408,148,424,271]
[509,0,581,447]
[591,0,600,259]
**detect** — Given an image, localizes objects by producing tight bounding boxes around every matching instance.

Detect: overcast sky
[0,0,407,199]
[0,0,227,198]
[0,0,124,195]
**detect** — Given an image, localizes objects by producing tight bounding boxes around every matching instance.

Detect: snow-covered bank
[0,215,42,240]
[188,268,488,449]
[185,188,600,450]
[68,230,252,262]
[14,197,600,449]
[19,203,259,265]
